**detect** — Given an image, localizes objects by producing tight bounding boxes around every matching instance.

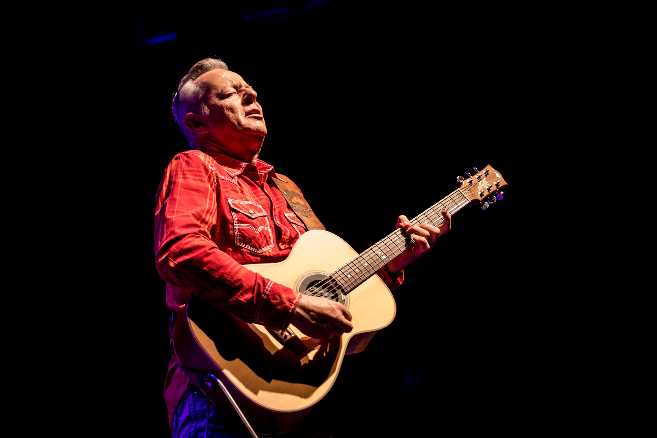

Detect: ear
[183,112,207,136]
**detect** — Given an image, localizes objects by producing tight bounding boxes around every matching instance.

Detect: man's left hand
[386,211,451,273]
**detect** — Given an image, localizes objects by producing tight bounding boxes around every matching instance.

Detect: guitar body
[172,230,397,430]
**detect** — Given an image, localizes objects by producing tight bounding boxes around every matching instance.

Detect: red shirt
[154,148,403,423]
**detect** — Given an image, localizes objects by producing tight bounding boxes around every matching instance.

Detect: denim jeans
[171,387,336,437]
[171,388,250,438]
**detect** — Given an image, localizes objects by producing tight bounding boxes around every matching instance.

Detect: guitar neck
[331,188,471,294]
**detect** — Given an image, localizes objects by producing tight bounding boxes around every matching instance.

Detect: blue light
[145,33,177,46]
[243,6,289,22]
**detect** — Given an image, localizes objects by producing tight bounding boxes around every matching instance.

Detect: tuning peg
[496,191,505,201]
[464,171,471,178]
[489,196,497,204]
[481,201,490,210]
[472,166,479,173]
[456,176,465,183]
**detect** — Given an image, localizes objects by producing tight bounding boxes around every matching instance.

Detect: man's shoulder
[167,149,218,171]
[170,149,211,162]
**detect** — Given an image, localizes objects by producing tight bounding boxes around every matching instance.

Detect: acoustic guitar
[172,164,508,431]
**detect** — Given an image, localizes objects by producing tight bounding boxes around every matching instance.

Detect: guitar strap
[271,172,325,231]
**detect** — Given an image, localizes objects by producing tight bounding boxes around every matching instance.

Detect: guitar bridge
[268,327,295,343]
[267,327,313,357]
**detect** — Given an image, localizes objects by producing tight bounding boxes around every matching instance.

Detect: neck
[196,138,261,164]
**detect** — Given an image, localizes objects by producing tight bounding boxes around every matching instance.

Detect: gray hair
[172,58,229,143]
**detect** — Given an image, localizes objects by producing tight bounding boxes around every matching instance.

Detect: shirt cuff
[256,281,301,329]
[378,264,405,290]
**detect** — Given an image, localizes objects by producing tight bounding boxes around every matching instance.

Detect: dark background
[34,2,621,436]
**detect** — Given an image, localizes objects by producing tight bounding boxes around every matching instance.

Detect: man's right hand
[290,293,353,339]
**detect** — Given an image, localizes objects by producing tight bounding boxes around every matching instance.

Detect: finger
[331,316,353,333]
[333,302,352,321]
[418,223,440,235]
[335,304,353,330]
[341,305,352,321]
[419,224,441,242]
[408,224,431,238]
[341,319,354,332]
[441,211,452,230]
[413,235,431,251]
[396,214,410,228]
[400,223,413,236]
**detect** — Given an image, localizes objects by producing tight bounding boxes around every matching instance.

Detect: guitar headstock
[457,165,508,210]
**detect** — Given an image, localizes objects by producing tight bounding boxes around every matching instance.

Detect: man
[154,58,451,436]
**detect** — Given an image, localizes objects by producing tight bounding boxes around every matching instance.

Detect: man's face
[195,69,267,160]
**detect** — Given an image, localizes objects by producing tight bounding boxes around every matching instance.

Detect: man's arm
[154,151,299,329]
[154,151,352,337]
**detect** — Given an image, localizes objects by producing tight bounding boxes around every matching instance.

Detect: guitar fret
[382,236,401,259]
[343,261,360,287]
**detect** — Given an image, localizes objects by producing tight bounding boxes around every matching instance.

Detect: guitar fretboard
[323,188,470,295]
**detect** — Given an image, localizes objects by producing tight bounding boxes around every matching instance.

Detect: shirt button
[249,209,254,214]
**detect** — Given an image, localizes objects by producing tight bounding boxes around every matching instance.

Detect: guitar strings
[304,178,500,300]
[305,191,469,300]
[303,196,469,301]
[309,193,467,299]
[303,184,500,302]
[315,196,467,300]
[304,197,468,300]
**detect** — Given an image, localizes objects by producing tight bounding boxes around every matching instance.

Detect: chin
[252,124,267,137]
[246,127,267,140]
[247,118,267,132]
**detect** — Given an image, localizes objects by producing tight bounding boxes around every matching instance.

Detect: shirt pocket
[284,211,307,237]
[228,199,274,254]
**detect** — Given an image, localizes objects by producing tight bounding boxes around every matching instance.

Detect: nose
[241,87,257,105]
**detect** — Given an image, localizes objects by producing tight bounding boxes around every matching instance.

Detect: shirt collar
[199,148,274,181]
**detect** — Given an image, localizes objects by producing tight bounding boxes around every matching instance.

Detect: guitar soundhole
[298,273,347,305]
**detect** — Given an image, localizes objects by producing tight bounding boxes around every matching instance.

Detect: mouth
[245,109,263,119]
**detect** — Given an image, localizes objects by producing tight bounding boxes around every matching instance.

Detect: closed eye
[218,91,236,99]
